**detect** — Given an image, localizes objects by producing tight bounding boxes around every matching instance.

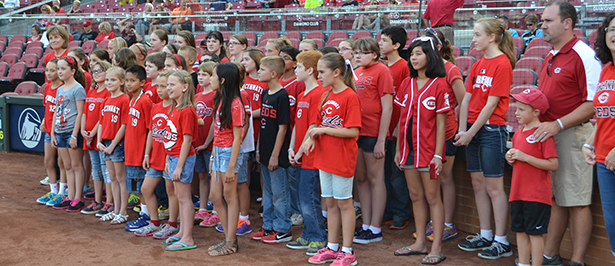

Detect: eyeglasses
[606,26,615,33]
[339,47,351,51]
[228,41,241,46]
[527,23,534,27]
[546,56,554,77]
[352,51,372,56]
[412,37,436,51]
[92,69,105,74]
[495,14,508,20]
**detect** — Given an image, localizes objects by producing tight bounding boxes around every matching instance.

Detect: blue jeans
[383,139,411,221]
[135,20,150,38]
[597,162,615,255]
[298,167,327,242]
[261,164,292,233]
[89,150,110,183]
[288,165,301,215]
[465,123,508,177]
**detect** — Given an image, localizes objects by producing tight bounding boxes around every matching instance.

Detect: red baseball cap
[45,21,54,27]
[511,88,550,114]
[83,20,92,26]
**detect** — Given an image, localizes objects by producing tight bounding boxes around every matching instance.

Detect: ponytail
[499,30,516,69]
[422,28,456,64]
[477,17,516,69]
[60,56,86,88]
[318,53,357,110]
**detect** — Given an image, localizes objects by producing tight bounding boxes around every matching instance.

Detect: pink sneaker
[330,252,358,266]
[308,247,339,264]
[199,213,220,227]
[194,210,209,221]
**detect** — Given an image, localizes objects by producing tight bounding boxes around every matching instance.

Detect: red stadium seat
[258,38,269,47]
[0,35,7,44]
[468,48,484,60]
[222,32,232,41]
[82,40,97,54]
[0,42,5,53]
[10,35,27,44]
[7,41,24,51]
[589,29,598,48]
[98,40,110,51]
[313,39,324,48]
[13,81,39,95]
[512,68,537,88]
[512,37,524,51]
[573,28,584,37]
[248,39,255,47]
[456,56,476,77]
[305,31,324,40]
[68,41,80,49]
[375,32,381,42]
[505,104,522,133]
[26,41,43,49]
[326,38,343,47]
[241,32,257,43]
[4,47,23,58]
[39,83,48,94]
[522,46,550,60]
[352,31,372,40]
[526,37,551,50]
[20,54,39,68]
[516,56,544,78]
[0,62,8,77]
[0,54,19,68]
[195,33,208,40]
[285,31,301,41]
[510,85,538,96]
[261,32,279,42]
[329,31,348,41]
[452,46,462,57]
[290,38,299,48]
[0,62,27,94]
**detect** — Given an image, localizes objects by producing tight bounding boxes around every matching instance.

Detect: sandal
[110,214,129,225]
[394,246,428,256]
[208,239,238,256]
[208,239,226,251]
[99,212,116,222]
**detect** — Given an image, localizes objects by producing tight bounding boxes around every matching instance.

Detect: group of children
[33,18,559,266]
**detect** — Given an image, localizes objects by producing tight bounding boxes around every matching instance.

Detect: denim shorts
[89,150,110,183]
[399,150,429,172]
[167,154,196,184]
[445,137,457,157]
[357,136,378,153]
[237,152,250,184]
[211,145,243,178]
[319,170,353,200]
[126,165,146,193]
[465,123,508,177]
[145,167,169,179]
[194,149,212,173]
[101,139,125,162]
[44,132,52,143]
[55,132,83,148]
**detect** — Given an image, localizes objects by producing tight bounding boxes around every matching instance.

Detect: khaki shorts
[551,122,593,207]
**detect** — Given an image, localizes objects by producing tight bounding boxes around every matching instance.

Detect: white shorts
[319,170,354,200]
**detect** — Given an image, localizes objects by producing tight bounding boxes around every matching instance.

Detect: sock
[362,224,369,231]
[199,208,207,212]
[519,264,530,266]
[444,222,454,228]
[141,203,149,217]
[212,210,218,215]
[341,246,353,254]
[151,220,161,226]
[168,221,178,228]
[50,183,59,194]
[369,225,381,234]
[327,242,339,252]
[480,229,493,241]
[59,183,68,196]
[544,254,553,260]
[322,210,328,218]
[494,235,508,245]
[353,201,361,208]
[239,214,249,222]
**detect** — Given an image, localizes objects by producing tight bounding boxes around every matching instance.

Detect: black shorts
[510,201,551,235]
[357,136,378,153]
[445,137,457,156]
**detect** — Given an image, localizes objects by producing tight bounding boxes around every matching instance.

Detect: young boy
[378,26,411,230]
[144,52,166,104]
[123,65,154,232]
[506,89,558,266]
[177,46,199,89]
[250,56,293,244]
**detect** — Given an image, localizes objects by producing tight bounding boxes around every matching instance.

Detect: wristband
[583,144,594,151]
[433,154,443,160]
[144,155,149,157]
[556,119,564,130]
[458,131,466,134]
[288,148,294,152]
[71,135,77,140]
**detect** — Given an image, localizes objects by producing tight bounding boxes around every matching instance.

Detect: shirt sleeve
[377,65,395,96]
[542,137,558,159]
[75,85,87,101]
[345,93,363,129]
[232,98,246,127]
[142,97,153,130]
[120,98,129,125]
[447,65,463,84]
[181,108,196,136]
[489,61,512,97]
[435,80,452,114]
[278,91,291,125]
[240,90,252,118]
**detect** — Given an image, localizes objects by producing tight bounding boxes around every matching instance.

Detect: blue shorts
[102,139,125,162]
[145,167,169,179]
[126,165,146,193]
[44,132,52,143]
[319,170,353,200]
[399,150,429,172]
[89,150,110,183]
[237,152,250,184]
[55,132,83,148]
[167,154,196,184]
[194,149,212,173]
[445,137,458,156]
[357,136,378,153]
[465,123,508,177]
[211,146,243,178]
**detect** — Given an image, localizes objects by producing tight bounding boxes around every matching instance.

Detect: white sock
[212,210,218,215]
[444,222,454,228]
[369,225,381,234]
[353,201,361,208]
[327,242,339,251]
[494,235,508,245]
[543,254,553,260]
[519,264,530,266]
[480,229,493,241]
[59,183,68,196]
[239,214,249,222]
[199,208,207,212]
[362,224,369,231]
[50,183,59,194]
[322,210,328,218]
[141,203,149,216]
[341,246,353,254]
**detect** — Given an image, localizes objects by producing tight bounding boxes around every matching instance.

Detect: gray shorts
[319,170,353,200]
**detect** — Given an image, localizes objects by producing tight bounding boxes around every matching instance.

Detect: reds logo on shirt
[152,113,169,143]
[526,134,537,144]
[88,103,95,111]
[598,92,609,104]
[473,75,493,93]
[289,95,297,107]
[422,96,436,110]
[163,119,178,150]
[196,101,213,118]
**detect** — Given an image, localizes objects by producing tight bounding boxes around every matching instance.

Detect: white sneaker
[291,213,304,226]
[40,176,50,185]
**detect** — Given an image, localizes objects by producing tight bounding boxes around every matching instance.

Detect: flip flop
[421,255,447,265]
[394,246,428,256]
[162,236,181,245]
[165,242,197,251]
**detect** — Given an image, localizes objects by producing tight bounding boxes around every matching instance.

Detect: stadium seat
[468,48,484,60]
[512,37,524,51]
[0,54,19,68]
[4,47,23,59]
[0,62,27,94]
[588,29,598,48]
[505,104,522,133]
[222,32,232,41]
[241,32,257,43]
[512,68,537,88]
[352,31,372,40]
[456,56,476,77]
[10,35,27,45]
[195,33,208,40]
[285,31,301,40]
[306,31,324,40]
[290,38,299,48]
[452,46,462,57]
[26,41,43,49]
[510,85,538,95]
[82,40,97,54]
[0,42,5,53]
[313,39,324,48]
[406,30,419,40]
[522,46,550,60]
[0,62,8,77]
[258,39,269,47]
[39,83,47,94]
[526,37,551,50]
[573,28,584,37]
[516,56,544,78]
[329,31,348,41]
[20,54,39,69]
[0,35,7,44]
[7,41,25,51]
[98,40,110,51]
[261,32,279,42]
[248,39,255,47]
[68,41,80,49]
[326,38,343,47]
[13,81,39,95]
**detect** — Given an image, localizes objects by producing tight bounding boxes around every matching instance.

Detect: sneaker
[413,221,434,239]
[152,223,179,239]
[46,193,65,207]
[132,205,141,213]
[250,228,272,241]
[36,192,56,204]
[352,229,383,244]
[83,191,95,200]
[542,254,564,266]
[308,247,339,264]
[354,227,365,237]
[127,194,140,209]
[331,251,358,266]
[52,197,72,210]
[158,206,169,220]
[477,241,513,259]
[40,176,50,185]
[258,205,263,217]
[199,213,220,227]
[291,213,304,226]
[567,261,587,266]
[514,257,533,266]
[81,201,104,215]
[66,199,85,212]
[236,219,252,236]
[206,200,214,212]
[261,231,292,244]
[458,234,493,252]
[215,224,225,233]
[125,214,151,232]
[194,210,209,221]
[306,241,326,256]
[390,218,410,230]
[354,205,362,219]
[286,237,310,250]
[96,203,114,217]
[134,223,162,237]
[83,186,92,195]
[426,224,459,242]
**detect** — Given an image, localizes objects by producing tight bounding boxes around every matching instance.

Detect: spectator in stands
[149,5,170,34]
[303,0,322,8]
[52,0,65,13]
[3,0,19,12]
[422,0,463,45]
[29,24,43,43]
[257,0,276,8]
[164,0,193,34]
[521,14,543,47]
[341,0,358,7]
[66,0,83,14]
[40,5,52,24]
[150,29,168,53]
[163,0,178,11]
[95,22,117,43]
[533,2,602,266]
[210,0,233,11]
[134,3,155,38]
[496,15,519,38]
[352,0,389,30]
[79,20,98,43]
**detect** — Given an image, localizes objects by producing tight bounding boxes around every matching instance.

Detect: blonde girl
[265,37,291,57]
[130,43,149,67]
[107,37,127,61]
[299,39,319,53]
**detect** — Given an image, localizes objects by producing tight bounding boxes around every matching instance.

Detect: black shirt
[191,72,198,93]
[259,87,291,168]
[122,30,137,47]
[79,30,98,43]
[342,1,359,6]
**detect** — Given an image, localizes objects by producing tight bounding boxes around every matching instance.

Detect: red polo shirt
[423,0,464,27]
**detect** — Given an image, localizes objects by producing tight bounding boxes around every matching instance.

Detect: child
[150,30,168,53]
[206,31,229,62]
[455,17,516,259]
[130,43,149,67]
[352,37,394,244]
[144,52,166,104]
[97,67,130,224]
[67,47,92,91]
[250,56,293,244]
[338,39,357,69]
[165,53,187,72]
[114,48,139,70]
[36,59,67,207]
[162,70,199,251]
[299,39,318,53]
[265,37,291,57]
[241,48,267,147]
[301,53,361,266]
[392,37,449,265]
[208,63,245,256]
[178,46,199,89]
[107,37,127,61]
[80,61,112,215]
[506,89,558,266]
[89,49,111,71]
[286,51,328,255]
[228,34,248,63]
[123,66,154,232]
[175,30,196,48]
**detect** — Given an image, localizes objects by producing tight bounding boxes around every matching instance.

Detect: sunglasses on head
[412,37,436,51]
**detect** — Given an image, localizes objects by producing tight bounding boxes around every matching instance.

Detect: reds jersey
[99,94,130,141]
[83,87,110,150]
[125,92,153,166]
[164,106,197,157]
[143,82,162,104]
[150,103,171,171]
[193,91,215,150]
[243,75,268,140]
[42,83,63,134]
[293,85,326,169]
[466,54,512,126]
[594,63,615,164]
[280,75,306,131]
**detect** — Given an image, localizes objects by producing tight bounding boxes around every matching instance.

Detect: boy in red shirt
[144,52,166,104]
[178,46,199,92]
[506,89,558,266]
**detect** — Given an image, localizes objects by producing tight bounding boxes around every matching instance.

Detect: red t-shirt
[84,71,92,91]
[99,94,129,141]
[388,59,410,139]
[164,106,197,157]
[125,93,153,166]
[43,82,63,134]
[220,57,230,63]
[142,82,162,104]
[150,102,172,171]
[242,75,268,139]
[355,61,394,137]
[510,128,558,205]
[466,54,512,126]
[594,63,615,164]
[293,85,326,169]
[395,77,451,167]
[313,88,362,177]
[423,0,464,27]
[83,87,110,150]
[196,84,204,94]
[213,97,245,148]
[193,90,216,150]
[44,49,69,83]
[95,32,117,43]
[280,75,306,131]
[444,61,463,140]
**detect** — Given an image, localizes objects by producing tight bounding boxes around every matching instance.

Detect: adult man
[496,14,520,38]
[164,0,193,34]
[422,0,464,45]
[79,20,98,43]
[532,2,601,266]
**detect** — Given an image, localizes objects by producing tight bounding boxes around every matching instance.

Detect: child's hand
[255,153,260,164]
[300,138,315,156]
[373,141,385,159]
[453,131,473,146]
[307,128,325,139]
[507,148,527,163]
[294,148,304,163]
[394,151,402,170]
[288,149,296,164]
[103,144,115,155]
[172,167,182,181]
[142,157,150,171]
[51,135,57,148]
[69,136,78,149]
[195,145,206,154]
[431,157,442,175]
[604,148,615,170]
[505,149,516,165]
[268,155,279,171]
[224,168,236,183]
[40,123,46,133]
